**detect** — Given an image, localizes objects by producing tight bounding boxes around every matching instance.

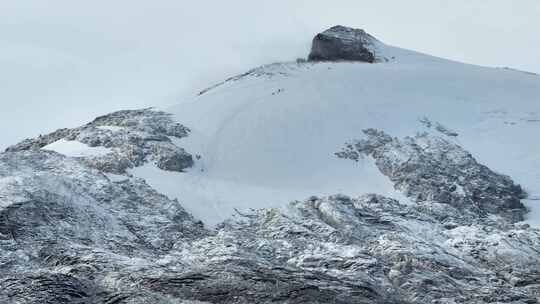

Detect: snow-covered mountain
[1,26,539,303]
[147,26,540,226]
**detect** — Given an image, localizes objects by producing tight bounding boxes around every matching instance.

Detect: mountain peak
[308,25,381,62]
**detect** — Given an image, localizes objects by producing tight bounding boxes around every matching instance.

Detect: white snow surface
[132,44,540,226]
[42,139,113,158]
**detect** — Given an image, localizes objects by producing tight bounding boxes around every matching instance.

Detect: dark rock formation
[308,25,380,62]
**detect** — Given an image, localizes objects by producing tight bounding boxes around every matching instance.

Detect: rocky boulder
[308,25,381,62]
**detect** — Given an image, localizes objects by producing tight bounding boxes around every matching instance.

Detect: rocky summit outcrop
[1,110,539,303]
[6,109,193,174]
[308,25,381,62]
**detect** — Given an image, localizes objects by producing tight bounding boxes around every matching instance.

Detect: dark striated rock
[336,129,527,222]
[308,25,380,62]
[0,273,94,304]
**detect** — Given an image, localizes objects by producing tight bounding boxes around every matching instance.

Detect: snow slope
[133,44,540,226]
[42,138,113,157]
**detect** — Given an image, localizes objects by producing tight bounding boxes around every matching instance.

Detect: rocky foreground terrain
[1,26,539,303]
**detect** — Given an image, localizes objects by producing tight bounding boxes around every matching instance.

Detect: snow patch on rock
[42,138,113,157]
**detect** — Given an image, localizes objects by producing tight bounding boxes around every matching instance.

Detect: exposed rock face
[308,25,380,62]
[336,129,527,222]
[6,109,193,174]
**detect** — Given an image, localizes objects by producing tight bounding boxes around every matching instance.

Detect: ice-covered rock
[0,150,208,303]
[337,129,527,222]
[6,109,193,174]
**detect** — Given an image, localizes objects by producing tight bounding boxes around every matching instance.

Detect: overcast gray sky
[1,0,539,150]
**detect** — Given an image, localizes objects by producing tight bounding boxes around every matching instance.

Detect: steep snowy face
[165,35,540,225]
